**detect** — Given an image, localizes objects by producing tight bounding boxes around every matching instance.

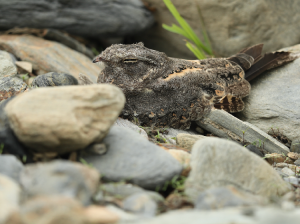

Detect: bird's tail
[227,44,292,81]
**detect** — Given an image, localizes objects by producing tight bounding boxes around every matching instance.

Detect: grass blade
[186,41,205,59]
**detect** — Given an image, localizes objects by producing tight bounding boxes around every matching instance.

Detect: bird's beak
[92,56,102,63]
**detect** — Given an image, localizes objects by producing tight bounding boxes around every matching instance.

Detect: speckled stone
[31,72,78,87]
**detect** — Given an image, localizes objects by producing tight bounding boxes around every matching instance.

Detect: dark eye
[123,58,138,63]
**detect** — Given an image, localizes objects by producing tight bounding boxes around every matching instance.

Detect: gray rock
[115,118,148,139]
[246,144,264,157]
[185,138,291,200]
[20,160,100,206]
[237,46,300,142]
[82,125,182,190]
[281,167,295,177]
[0,76,27,102]
[162,128,199,145]
[0,50,17,78]
[134,0,300,59]
[0,155,23,183]
[94,182,163,203]
[294,159,300,166]
[0,0,154,38]
[195,186,267,210]
[283,177,299,185]
[131,207,300,224]
[31,72,78,87]
[123,193,157,218]
[176,133,207,152]
[0,174,20,223]
[291,139,300,153]
[196,109,289,154]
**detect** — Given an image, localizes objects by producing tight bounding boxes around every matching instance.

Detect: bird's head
[93,42,170,81]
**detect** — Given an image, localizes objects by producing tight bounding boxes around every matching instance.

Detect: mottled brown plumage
[92,43,287,129]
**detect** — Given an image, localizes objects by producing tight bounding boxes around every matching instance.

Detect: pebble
[0,76,28,102]
[288,152,299,160]
[81,125,182,190]
[5,84,125,154]
[194,186,267,210]
[20,160,100,206]
[31,72,79,87]
[283,177,299,185]
[246,144,264,157]
[185,138,291,200]
[0,50,17,78]
[123,193,157,218]
[276,163,289,168]
[291,139,300,153]
[115,117,148,139]
[0,155,23,183]
[281,167,295,176]
[0,174,20,223]
[176,133,207,152]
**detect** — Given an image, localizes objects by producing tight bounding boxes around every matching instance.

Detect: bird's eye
[123,58,138,63]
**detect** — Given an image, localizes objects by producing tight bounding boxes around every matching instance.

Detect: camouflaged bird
[93,42,290,129]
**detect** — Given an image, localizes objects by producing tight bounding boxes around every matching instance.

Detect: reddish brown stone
[0,35,100,83]
[0,77,27,102]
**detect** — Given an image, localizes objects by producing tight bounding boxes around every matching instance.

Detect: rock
[15,61,32,74]
[9,196,87,224]
[246,144,264,157]
[283,177,299,185]
[0,155,23,183]
[0,50,17,78]
[276,163,289,168]
[0,174,20,224]
[185,138,291,200]
[115,118,148,139]
[196,109,290,154]
[162,128,199,145]
[20,160,100,206]
[82,125,182,190]
[83,205,120,224]
[0,1,154,38]
[135,0,300,58]
[167,149,191,176]
[176,133,207,152]
[281,167,295,177]
[195,127,205,135]
[130,207,300,224]
[123,193,157,218]
[288,152,299,160]
[0,76,27,102]
[94,182,163,203]
[5,84,125,153]
[265,153,286,164]
[237,46,300,142]
[295,159,300,166]
[0,98,28,157]
[291,139,300,153]
[0,35,100,82]
[31,72,78,87]
[195,186,267,210]
[165,194,193,210]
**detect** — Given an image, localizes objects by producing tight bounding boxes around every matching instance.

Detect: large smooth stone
[0,0,154,39]
[135,0,300,58]
[0,35,100,83]
[0,50,17,78]
[5,84,125,153]
[82,126,183,190]
[185,138,291,200]
[20,160,100,206]
[237,45,300,141]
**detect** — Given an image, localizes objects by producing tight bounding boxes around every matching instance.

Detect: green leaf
[186,42,205,59]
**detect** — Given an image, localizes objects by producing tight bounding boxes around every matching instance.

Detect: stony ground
[1,30,300,224]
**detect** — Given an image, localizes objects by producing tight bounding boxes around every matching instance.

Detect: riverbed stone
[185,138,291,200]
[20,160,100,206]
[0,76,27,102]
[82,125,182,190]
[0,155,23,183]
[0,50,17,78]
[5,84,125,154]
[0,35,100,82]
